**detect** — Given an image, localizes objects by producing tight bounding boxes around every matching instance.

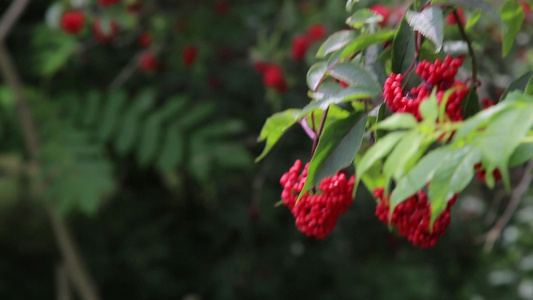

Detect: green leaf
[83,91,101,126]
[176,102,215,129]
[465,11,482,30]
[405,7,444,52]
[329,62,381,89]
[375,113,418,130]
[500,0,524,58]
[355,131,406,190]
[384,131,424,182]
[302,86,380,114]
[137,114,163,167]
[299,112,368,199]
[339,31,395,60]
[509,143,533,167]
[427,146,480,227]
[501,72,533,100]
[157,126,185,171]
[98,90,126,142]
[419,89,438,123]
[345,0,358,12]
[316,30,358,58]
[256,109,302,162]
[461,86,481,119]
[391,147,455,209]
[346,9,384,28]
[307,61,329,91]
[453,101,511,142]
[391,19,416,74]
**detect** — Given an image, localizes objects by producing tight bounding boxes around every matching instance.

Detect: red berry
[446,8,466,25]
[126,1,143,13]
[139,52,158,72]
[280,160,355,239]
[291,35,310,61]
[92,19,120,44]
[522,2,532,22]
[60,10,85,35]
[370,4,391,26]
[182,46,198,67]
[374,187,456,248]
[306,24,327,42]
[263,64,287,94]
[254,61,268,74]
[215,1,229,15]
[138,32,152,48]
[98,0,121,7]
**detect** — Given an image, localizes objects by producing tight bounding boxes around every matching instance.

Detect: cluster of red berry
[291,24,327,61]
[383,55,469,121]
[280,160,355,239]
[374,187,457,248]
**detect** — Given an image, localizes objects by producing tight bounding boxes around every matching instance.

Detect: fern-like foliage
[81,89,253,182]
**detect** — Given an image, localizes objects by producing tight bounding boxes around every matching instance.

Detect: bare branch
[0,0,30,42]
[483,160,533,252]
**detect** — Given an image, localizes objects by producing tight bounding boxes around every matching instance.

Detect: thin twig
[311,107,329,157]
[483,160,533,252]
[0,0,30,42]
[299,118,316,139]
[107,52,142,90]
[56,263,72,300]
[454,9,478,86]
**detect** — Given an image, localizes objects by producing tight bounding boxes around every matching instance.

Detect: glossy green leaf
[374,113,418,130]
[346,9,383,28]
[299,112,368,199]
[307,61,329,91]
[339,31,396,59]
[316,30,357,58]
[509,143,533,167]
[256,109,302,162]
[461,86,481,119]
[329,62,381,89]
[419,90,438,123]
[405,7,444,52]
[427,146,480,226]
[302,86,380,114]
[355,131,406,190]
[391,19,416,74]
[500,0,524,58]
[501,71,533,100]
[384,131,424,182]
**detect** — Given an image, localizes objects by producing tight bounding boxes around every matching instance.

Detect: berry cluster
[374,187,456,248]
[280,160,355,239]
[383,56,469,121]
[290,24,327,61]
[254,62,287,94]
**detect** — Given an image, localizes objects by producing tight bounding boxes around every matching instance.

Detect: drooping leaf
[329,62,381,89]
[299,112,368,199]
[427,146,480,226]
[500,0,524,58]
[302,86,380,114]
[98,90,126,142]
[384,131,424,182]
[316,30,358,58]
[461,86,481,119]
[339,30,396,59]
[500,71,533,100]
[405,7,444,52]
[256,109,302,162]
[137,113,163,167]
[346,9,383,28]
[355,131,406,191]
[374,113,418,130]
[391,19,416,74]
[157,126,185,171]
[307,61,329,91]
[509,143,533,167]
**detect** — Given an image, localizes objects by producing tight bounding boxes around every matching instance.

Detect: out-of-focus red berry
[306,24,327,42]
[370,4,391,26]
[291,35,310,61]
[138,32,152,48]
[98,0,121,7]
[92,19,120,44]
[522,2,532,22]
[215,1,229,15]
[263,64,287,94]
[445,8,466,25]
[60,10,85,35]
[182,46,198,67]
[254,61,268,73]
[139,52,158,72]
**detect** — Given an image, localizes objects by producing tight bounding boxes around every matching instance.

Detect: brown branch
[483,160,533,252]
[0,0,30,42]
[0,2,101,299]
[56,263,72,300]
